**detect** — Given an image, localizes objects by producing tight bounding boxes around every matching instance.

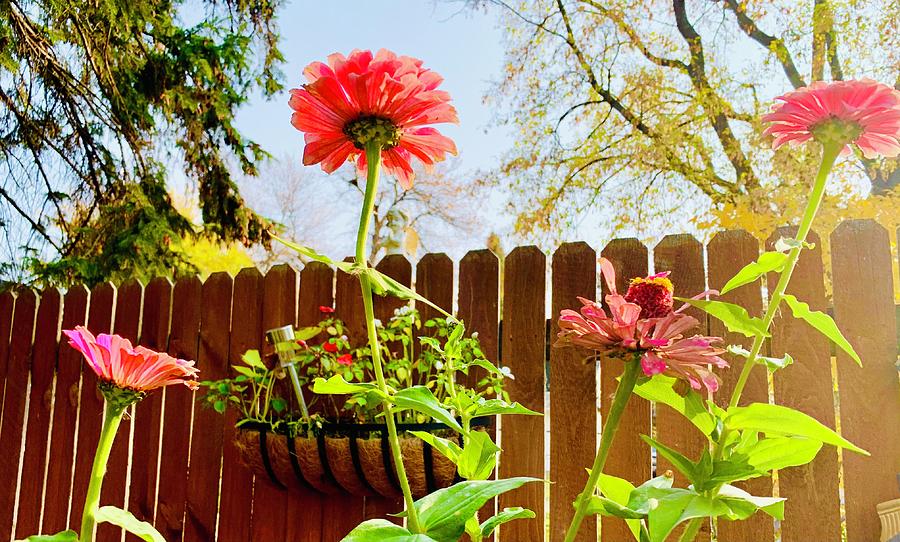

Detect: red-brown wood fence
[1,220,898,542]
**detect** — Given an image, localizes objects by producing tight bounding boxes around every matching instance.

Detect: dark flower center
[624,276,674,319]
[344,115,401,150]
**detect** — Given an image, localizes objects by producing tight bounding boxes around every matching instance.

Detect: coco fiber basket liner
[235,417,492,498]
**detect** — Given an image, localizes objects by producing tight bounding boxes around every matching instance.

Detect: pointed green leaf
[478,507,535,537]
[725,403,868,455]
[364,269,451,318]
[782,294,861,366]
[94,506,165,542]
[633,376,716,435]
[392,386,463,433]
[717,484,785,520]
[720,252,787,295]
[727,345,793,373]
[584,496,646,519]
[675,298,769,338]
[470,398,541,418]
[15,531,78,542]
[409,431,462,464]
[457,431,500,480]
[341,519,438,542]
[736,436,822,473]
[640,435,697,483]
[312,375,381,396]
[273,236,354,272]
[594,474,642,541]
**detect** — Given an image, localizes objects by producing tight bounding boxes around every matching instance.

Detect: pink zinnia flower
[289,49,458,188]
[64,326,199,392]
[336,353,353,367]
[762,79,900,158]
[556,259,727,392]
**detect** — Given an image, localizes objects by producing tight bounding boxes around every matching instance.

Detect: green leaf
[646,488,713,542]
[633,376,716,435]
[457,431,500,480]
[626,474,676,514]
[727,345,793,373]
[676,298,769,338]
[583,495,646,519]
[640,436,697,483]
[734,435,822,473]
[364,268,452,318]
[392,386,463,433]
[720,252,788,295]
[273,236,354,272]
[295,326,322,341]
[241,349,265,369]
[15,531,78,542]
[94,506,165,542]
[470,398,541,418]
[413,477,540,540]
[717,484,784,520]
[409,431,462,464]
[781,294,861,366]
[596,473,642,540]
[312,375,381,396]
[478,507,535,537]
[725,403,868,455]
[341,519,438,542]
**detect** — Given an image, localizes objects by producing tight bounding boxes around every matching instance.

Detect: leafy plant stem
[80,400,125,542]
[563,356,641,542]
[680,142,841,541]
[358,142,422,532]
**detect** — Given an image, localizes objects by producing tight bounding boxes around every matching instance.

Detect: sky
[235,1,511,173]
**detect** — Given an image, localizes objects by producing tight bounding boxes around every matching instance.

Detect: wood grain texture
[497,246,546,541]
[549,242,597,542]
[127,277,172,539]
[0,291,14,421]
[70,282,115,532]
[767,229,841,542]
[42,286,88,534]
[0,288,36,540]
[98,279,142,541]
[599,238,651,542]
[154,276,202,541]
[15,288,61,538]
[653,234,711,541]
[183,272,233,542]
[218,268,262,542]
[831,220,900,542]
[707,231,774,542]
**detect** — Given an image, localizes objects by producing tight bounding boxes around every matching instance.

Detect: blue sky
[235,1,511,172]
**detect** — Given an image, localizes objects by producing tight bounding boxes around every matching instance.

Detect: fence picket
[550,242,597,542]
[498,246,546,541]
[0,291,14,422]
[831,220,900,542]
[184,272,234,541]
[15,288,61,538]
[599,238,651,542]
[767,229,842,542]
[42,286,88,534]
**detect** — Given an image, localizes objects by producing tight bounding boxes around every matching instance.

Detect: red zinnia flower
[319,305,335,314]
[64,326,199,392]
[337,354,353,367]
[289,49,458,188]
[323,341,339,353]
[762,79,900,158]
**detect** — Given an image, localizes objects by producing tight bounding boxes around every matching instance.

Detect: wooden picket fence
[1,219,898,542]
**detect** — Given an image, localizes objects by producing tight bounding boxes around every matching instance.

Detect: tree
[468,0,899,239]
[0,0,283,286]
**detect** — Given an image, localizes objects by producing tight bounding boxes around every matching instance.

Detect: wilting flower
[289,49,458,188]
[64,326,199,395]
[336,353,353,366]
[556,259,727,392]
[762,79,900,158]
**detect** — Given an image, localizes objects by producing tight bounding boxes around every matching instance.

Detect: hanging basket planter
[233,417,492,498]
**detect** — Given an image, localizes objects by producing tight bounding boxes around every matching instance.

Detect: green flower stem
[563,357,641,542]
[80,400,126,542]
[680,142,841,542]
[358,142,422,532]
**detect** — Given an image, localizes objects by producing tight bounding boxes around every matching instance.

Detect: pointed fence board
[127,277,172,540]
[831,220,900,542]
[218,268,263,542]
[767,229,842,542]
[70,283,115,533]
[653,234,711,542]
[183,272,234,542]
[153,276,202,540]
[42,286,88,535]
[0,288,36,540]
[15,288,61,538]
[549,242,597,542]
[599,238,651,542]
[497,246,546,541]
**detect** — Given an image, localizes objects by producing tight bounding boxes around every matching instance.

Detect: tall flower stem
[357,142,422,532]
[564,357,641,542]
[679,142,841,542]
[80,401,125,542]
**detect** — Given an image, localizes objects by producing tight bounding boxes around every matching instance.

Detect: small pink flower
[296,339,308,349]
[319,305,335,314]
[289,49,458,188]
[64,326,198,392]
[323,341,339,353]
[336,354,353,366]
[762,79,900,158]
